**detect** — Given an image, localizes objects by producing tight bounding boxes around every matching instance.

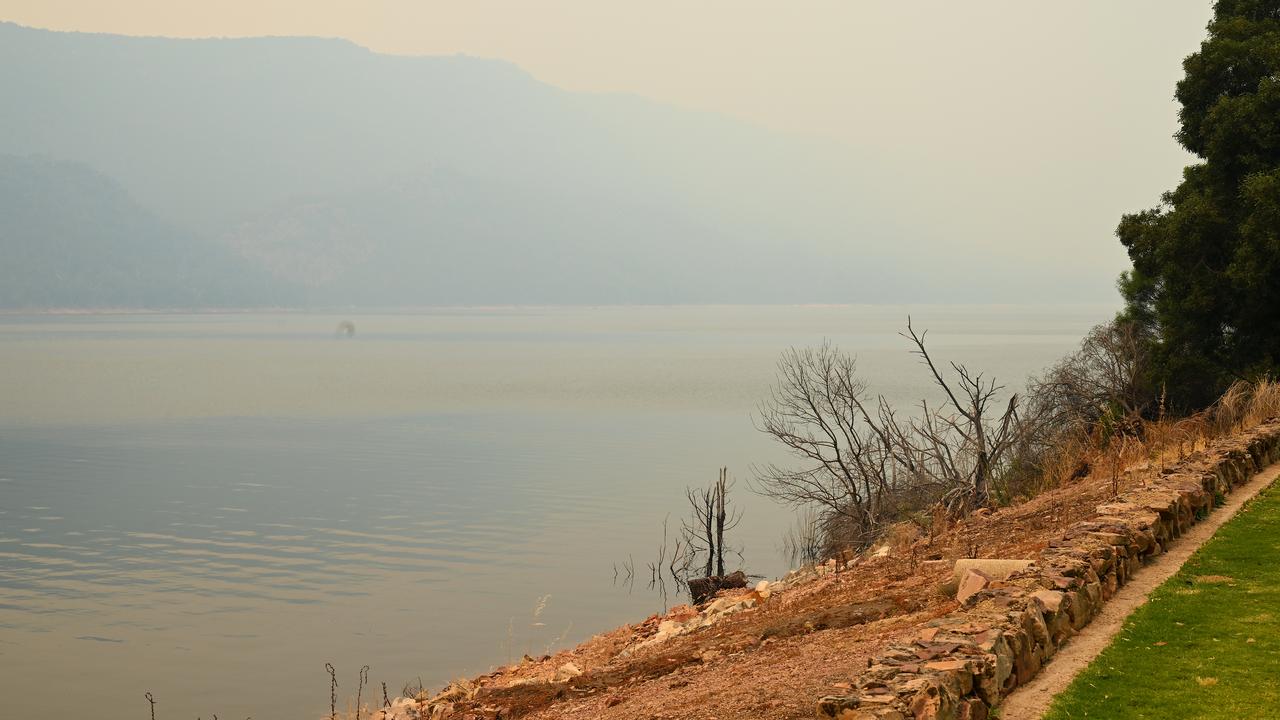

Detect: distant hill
[220,168,835,305]
[0,155,288,308]
[0,22,911,307]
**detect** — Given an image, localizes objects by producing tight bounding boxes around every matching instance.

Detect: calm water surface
[0,305,1111,719]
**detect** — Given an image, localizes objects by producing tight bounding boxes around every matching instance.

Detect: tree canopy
[1119,0,1280,409]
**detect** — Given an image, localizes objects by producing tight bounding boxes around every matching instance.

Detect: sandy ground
[406,456,1177,720]
[997,460,1280,719]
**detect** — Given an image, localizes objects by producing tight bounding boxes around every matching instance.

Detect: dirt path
[998,460,1280,719]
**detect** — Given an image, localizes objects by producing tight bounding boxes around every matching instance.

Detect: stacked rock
[816,420,1280,720]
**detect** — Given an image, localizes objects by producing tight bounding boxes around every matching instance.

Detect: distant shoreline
[0,301,1122,317]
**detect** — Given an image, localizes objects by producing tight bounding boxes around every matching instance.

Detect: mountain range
[2,22,949,308]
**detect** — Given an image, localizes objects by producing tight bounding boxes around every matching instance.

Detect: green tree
[1119,0,1280,409]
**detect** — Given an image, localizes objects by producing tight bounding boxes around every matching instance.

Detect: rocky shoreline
[354,419,1280,720]
[816,419,1280,720]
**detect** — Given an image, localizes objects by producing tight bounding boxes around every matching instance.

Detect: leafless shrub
[643,515,689,610]
[898,319,1024,513]
[681,468,742,579]
[752,319,1024,551]
[780,507,823,567]
[617,477,735,609]
[401,676,425,700]
[611,554,636,594]
[1005,319,1156,499]
[1027,320,1152,435]
[751,340,891,550]
[326,663,338,720]
[356,665,369,720]
[757,317,1272,564]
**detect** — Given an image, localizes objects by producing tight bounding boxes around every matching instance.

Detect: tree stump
[687,570,748,605]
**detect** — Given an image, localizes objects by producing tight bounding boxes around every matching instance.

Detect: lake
[0,305,1111,719]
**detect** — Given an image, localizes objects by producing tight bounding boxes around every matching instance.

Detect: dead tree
[687,484,715,578]
[753,320,1027,553]
[682,467,740,577]
[752,340,905,550]
[899,317,1023,511]
[681,468,743,601]
[714,468,730,576]
[1027,319,1152,437]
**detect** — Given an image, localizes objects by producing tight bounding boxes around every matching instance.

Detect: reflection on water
[0,306,1110,719]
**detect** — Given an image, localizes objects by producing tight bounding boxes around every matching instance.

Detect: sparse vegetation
[616,468,746,607]
[780,507,824,568]
[753,321,1031,556]
[755,305,1280,564]
[1029,320,1153,436]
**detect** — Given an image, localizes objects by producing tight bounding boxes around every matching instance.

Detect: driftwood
[686,570,747,605]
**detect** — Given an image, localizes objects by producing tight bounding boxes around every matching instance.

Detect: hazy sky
[1,1,1217,299]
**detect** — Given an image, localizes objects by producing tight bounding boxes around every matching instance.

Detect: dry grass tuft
[1029,379,1280,502]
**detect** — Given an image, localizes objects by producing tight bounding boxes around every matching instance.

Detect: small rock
[552,662,583,682]
[951,558,1034,583]
[434,679,477,703]
[702,593,757,621]
[923,659,968,672]
[956,568,993,604]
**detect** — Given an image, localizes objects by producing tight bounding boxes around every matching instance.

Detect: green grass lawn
[1042,480,1280,719]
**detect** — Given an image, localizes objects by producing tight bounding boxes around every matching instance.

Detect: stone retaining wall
[816,419,1280,720]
